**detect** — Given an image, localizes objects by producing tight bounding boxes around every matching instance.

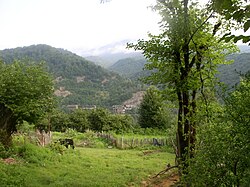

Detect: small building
[67,105,79,110]
[82,105,96,110]
[112,105,125,114]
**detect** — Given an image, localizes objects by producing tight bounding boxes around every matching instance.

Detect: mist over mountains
[76,40,143,68]
[81,42,250,69]
[84,52,143,68]
[238,44,250,53]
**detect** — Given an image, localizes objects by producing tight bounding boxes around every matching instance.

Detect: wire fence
[96,132,167,149]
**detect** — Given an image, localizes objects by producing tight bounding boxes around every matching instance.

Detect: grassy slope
[0,147,174,187]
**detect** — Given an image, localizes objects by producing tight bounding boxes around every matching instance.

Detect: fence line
[96,132,166,149]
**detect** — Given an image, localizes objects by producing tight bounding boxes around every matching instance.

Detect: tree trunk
[0,103,17,146]
[190,90,197,159]
[176,0,197,176]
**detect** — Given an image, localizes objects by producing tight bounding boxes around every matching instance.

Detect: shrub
[48,141,67,155]
[0,143,13,158]
[64,128,78,138]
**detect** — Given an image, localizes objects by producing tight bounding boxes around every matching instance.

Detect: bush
[16,121,35,134]
[184,79,250,186]
[74,130,108,148]
[48,141,67,155]
[64,128,78,138]
[10,134,58,164]
[0,143,13,158]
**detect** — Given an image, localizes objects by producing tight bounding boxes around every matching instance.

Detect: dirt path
[153,174,179,187]
[141,173,179,187]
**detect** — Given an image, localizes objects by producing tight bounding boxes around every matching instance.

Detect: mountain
[1,44,249,110]
[84,56,110,67]
[218,52,250,89]
[78,40,144,68]
[0,44,142,109]
[107,51,250,90]
[84,52,144,68]
[109,57,147,77]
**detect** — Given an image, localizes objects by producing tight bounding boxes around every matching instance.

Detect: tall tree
[128,0,237,175]
[0,60,54,146]
[138,86,170,129]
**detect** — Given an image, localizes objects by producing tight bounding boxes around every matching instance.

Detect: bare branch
[153,165,179,178]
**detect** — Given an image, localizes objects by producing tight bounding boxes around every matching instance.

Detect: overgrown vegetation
[0,130,174,187]
[0,60,54,146]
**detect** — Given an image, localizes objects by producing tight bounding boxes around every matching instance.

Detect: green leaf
[242,36,250,43]
[244,20,250,32]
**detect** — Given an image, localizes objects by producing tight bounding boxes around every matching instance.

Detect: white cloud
[0,0,160,53]
[1,0,248,54]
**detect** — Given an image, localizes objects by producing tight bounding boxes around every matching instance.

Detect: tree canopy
[209,0,250,43]
[0,60,54,145]
[138,86,173,129]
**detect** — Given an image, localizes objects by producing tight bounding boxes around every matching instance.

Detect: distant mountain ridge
[218,52,250,89]
[84,52,144,68]
[105,50,250,89]
[0,44,142,109]
[109,57,147,77]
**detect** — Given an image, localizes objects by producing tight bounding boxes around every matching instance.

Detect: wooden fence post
[121,136,124,149]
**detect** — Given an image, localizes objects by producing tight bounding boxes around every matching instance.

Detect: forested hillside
[0,44,249,110]
[108,52,250,88]
[109,57,147,77]
[0,45,142,109]
[218,53,250,89]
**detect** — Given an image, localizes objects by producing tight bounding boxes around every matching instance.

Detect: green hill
[109,57,147,77]
[1,44,249,109]
[218,53,250,89]
[0,44,142,109]
[108,52,250,90]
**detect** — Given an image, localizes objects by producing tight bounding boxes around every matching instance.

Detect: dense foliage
[37,108,137,134]
[138,86,175,129]
[209,0,250,44]
[185,76,250,186]
[0,60,54,146]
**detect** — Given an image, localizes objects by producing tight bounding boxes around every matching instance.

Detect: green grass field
[0,145,174,187]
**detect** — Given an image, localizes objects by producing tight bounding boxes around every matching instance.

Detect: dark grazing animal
[153,138,162,146]
[58,138,75,149]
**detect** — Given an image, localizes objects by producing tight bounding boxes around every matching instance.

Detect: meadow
[0,133,174,187]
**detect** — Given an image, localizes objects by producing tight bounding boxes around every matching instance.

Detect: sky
[0,0,248,56]
[0,0,161,55]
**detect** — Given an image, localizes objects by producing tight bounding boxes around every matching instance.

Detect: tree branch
[153,165,179,178]
[188,13,214,45]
